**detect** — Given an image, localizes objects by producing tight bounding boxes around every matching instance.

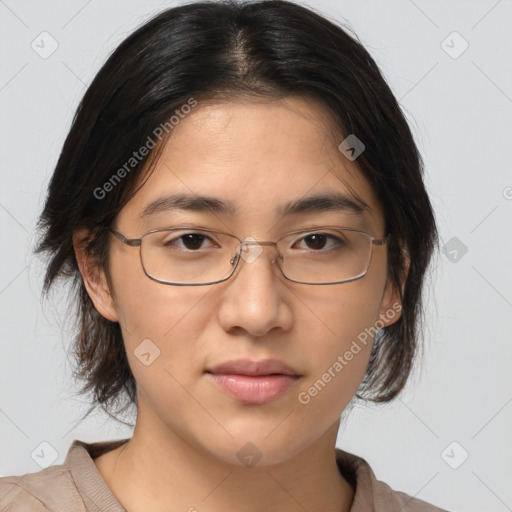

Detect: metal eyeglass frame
[104,225,390,286]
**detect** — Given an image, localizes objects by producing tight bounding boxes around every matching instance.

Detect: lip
[206,359,301,404]
[207,358,299,376]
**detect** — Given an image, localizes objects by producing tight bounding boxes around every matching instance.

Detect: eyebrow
[140,191,369,219]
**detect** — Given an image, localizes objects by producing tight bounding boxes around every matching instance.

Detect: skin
[74,95,404,512]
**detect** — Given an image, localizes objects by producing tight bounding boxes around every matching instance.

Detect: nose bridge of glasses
[242,240,276,247]
[237,238,280,265]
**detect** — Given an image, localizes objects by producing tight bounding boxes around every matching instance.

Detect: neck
[95,399,355,512]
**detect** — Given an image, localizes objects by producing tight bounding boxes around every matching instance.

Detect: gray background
[1,1,511,511]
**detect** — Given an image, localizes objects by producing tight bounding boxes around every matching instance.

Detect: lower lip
[207,373,299,404]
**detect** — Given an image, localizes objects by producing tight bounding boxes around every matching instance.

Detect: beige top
[0,438,450,511]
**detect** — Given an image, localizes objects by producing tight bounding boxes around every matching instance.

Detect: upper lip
[207,359,300,376]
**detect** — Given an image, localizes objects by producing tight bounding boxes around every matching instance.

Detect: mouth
[205,359,301,405]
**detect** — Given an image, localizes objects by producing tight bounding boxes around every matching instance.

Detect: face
[77,96,401,467]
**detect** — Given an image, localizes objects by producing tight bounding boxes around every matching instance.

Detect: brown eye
[162,232,217,251]
[292,233,345,252]
[303,234,328,250]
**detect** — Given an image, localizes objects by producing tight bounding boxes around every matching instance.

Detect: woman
[0,0,449,510]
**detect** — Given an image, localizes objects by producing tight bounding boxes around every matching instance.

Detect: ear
[73,227,119,322]
[376,253,410,328]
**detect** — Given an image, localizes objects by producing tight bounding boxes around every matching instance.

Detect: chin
[201,421,315,469]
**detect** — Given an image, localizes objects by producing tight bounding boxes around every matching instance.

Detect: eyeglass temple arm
[372,234,390,246]
[105,228,142,247]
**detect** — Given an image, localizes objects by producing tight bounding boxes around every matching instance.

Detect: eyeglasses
[105,225,389,286]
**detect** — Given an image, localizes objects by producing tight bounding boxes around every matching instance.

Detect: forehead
[119,96,384,234]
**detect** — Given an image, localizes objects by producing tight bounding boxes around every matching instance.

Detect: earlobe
[72,228,119,323]
[377,279,402,328]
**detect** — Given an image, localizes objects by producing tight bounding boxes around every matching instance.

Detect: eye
[162,232,219,251]
[291,232,346,252]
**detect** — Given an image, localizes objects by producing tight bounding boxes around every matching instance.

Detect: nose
[216,241,293,337]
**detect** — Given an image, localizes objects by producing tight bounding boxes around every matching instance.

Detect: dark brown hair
[35,0,438,424]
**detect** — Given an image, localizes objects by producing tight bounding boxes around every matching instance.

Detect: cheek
[293,277,386,408]
[115,284,214,357]
[114,283,213,416]
[299,271,385,349]
[109,246,211,338]
[309,307,375,381]
[108,257,219,402]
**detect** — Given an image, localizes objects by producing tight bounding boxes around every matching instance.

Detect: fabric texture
[0,438,450,511]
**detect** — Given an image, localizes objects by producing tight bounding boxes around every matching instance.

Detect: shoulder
[0,463,83,512]
[335,448,452,512]
[374,480,451,511]
[0,438,129,512]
